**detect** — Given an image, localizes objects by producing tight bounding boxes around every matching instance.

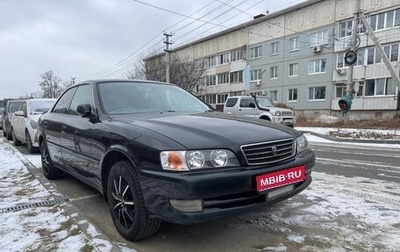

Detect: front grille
[241,138,295,165]
[281,111,293,116]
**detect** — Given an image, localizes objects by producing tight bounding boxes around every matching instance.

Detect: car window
[98,81,209,114]
[68,85,94,115]
[53,87,77,114]
[9,101,23,113]
[18,102,27,115]
[225,98,238,107]
[29,100,56,115]
[239,98,254,108]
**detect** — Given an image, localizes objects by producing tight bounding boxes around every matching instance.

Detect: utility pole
[338,0,361,120]
[163,32,172,83]
[346,0,361,99]
[71,77,76,85]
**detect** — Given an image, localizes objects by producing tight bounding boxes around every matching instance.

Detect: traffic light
[338,95,352,113]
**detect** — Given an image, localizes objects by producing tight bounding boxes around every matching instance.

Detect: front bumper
[139,149,314,224]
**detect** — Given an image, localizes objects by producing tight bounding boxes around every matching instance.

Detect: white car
[10,98,56,153]
[224,95,296,127]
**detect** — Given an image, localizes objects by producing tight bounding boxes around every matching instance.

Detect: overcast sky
[0,0,305,99]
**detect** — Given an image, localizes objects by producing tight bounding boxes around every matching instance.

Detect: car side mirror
[249,103,256,108]
[77,104,92,117]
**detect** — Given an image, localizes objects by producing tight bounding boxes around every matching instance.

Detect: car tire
[40,140,63,179]
[6,129,12,140]
[12,129,21,146]
[26,131,38,153]
[107,160,161,241]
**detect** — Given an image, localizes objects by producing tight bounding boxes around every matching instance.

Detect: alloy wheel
[111,176,135,229]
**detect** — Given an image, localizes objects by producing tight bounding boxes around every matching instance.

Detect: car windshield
[255,96,274,108]
[98,81,211,114]
[29,100,55,114]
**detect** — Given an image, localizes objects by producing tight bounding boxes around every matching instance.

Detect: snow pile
[0,139,94,251]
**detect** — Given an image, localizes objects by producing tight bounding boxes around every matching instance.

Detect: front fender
[258,112,272,120]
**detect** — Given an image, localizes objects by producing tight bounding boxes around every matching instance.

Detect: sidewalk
[0,138,127,252]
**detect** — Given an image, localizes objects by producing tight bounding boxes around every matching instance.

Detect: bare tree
[39,70,63,98]
[126,61,146,80]
[129,54,206,92]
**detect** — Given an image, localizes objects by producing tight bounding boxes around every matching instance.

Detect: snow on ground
[0,129,399,251]
[239,172,400,251]
[0,138,95,252]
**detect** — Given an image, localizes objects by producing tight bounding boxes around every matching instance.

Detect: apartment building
[146,0,400,119]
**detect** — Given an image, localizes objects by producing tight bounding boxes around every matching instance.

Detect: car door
[43,87,77,168]
[60,84,97,183]
[237,97,258,117]
[12,101,27,141]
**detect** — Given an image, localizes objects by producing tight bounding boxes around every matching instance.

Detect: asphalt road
[10,139,400,251]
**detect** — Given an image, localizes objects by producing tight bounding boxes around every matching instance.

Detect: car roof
[73,79,177,87]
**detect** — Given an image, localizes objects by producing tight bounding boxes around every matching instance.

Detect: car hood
[110,112,298,149]
[28,114,42,122]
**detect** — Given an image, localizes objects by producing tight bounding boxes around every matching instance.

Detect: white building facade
[148,0,400,119]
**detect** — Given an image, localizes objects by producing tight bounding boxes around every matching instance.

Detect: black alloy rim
[111,176,135,228]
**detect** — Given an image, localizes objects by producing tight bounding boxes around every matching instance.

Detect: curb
[298,131,400,145]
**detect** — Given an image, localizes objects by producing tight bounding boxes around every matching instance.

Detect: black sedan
[38,79,315,241]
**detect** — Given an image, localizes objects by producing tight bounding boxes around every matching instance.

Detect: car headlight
[30,120,38,129]
[160,149,240,171]
[296,135,309,153]
[270,110,281,116]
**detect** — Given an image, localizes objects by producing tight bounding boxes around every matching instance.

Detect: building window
[217,93,229,104]
[310,29,329,46]
[250,46,262,59]
[205,75,216,86]
[290,37,299,51]
[271,42,279,55]
[338,19,366,38]
[335,83,346,98]
[270,66,278,79]
[231,48,244,61]
[270,91,278,102]
[308,59,326,74]
[289,63,299,77]
[356,82,364,97]
[365,78,396,96]
[205,56,216,68]
[384,43,400,62]
[309,86,326,100]
[339,20,353,38]
[217,72,229,84]
[250,69,262,81]
[365,44,400,65]
[369,8,400,31]
[288,88,297,102]
[205,94,216,104]
[230,71,243,83]
[357,49,365,65]
[218,53,230,65]
[367,48,375,64]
